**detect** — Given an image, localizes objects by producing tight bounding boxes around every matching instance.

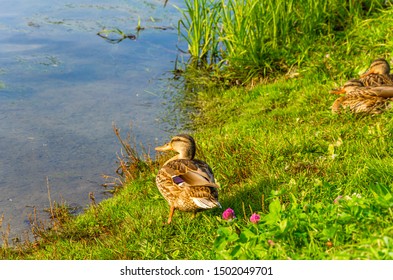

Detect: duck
[359,58,393,86]
[330,58,393,94]
[331,79,393,114]
[155,134,221,224]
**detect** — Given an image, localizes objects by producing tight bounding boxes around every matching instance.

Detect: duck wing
[370,86,393,98]
[186,185,221,209]
[360,74,393,87]
[157,159,221,210]
[163,159,216,186]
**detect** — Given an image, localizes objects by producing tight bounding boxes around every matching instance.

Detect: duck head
[155,134,196,162]
[361,58,391,78]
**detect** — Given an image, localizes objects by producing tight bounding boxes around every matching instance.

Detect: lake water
[0,0,185,240]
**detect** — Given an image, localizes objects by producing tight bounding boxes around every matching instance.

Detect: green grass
[2,2,393,259]
[1,176,223,259]
[192,79,393,259]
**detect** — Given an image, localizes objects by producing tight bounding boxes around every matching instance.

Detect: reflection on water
[0,0,184,238]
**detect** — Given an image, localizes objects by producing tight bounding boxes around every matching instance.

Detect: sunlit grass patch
[214,192,393,260]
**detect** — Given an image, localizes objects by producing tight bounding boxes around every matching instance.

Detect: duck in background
[331,79,393,114]
[359,58,393,87]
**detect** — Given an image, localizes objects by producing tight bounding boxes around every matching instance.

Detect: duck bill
[360,70,372,78]
[155,142,173,152]
[330,87,346,95]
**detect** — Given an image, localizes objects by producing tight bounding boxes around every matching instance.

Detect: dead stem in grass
[0,215,10,250]
[27,178,75,244]
[102,123,160,192]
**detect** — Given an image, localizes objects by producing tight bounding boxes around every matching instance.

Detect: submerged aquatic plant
[97,28,136,44]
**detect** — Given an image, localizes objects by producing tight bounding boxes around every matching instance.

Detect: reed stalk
[176,0,221,66]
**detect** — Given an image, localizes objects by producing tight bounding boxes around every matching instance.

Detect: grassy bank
[2,2,393,259]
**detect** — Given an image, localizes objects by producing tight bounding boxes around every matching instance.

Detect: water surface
[0,0,184,239]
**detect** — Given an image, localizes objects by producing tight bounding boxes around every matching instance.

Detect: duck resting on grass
[331,79,393,114]
[330,58,393,97]
[155,134,221,224]
[359,58,393,87]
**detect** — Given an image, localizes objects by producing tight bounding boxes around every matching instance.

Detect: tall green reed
[176,0,387,84]
[175,0,222,67]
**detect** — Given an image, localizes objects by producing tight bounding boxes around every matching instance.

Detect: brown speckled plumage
[360,58,393,87]
[331,79,393,114]
[155,134,221,224]
[332,94,391,115]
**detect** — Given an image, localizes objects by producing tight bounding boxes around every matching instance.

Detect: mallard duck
[331,79,393,114]
[359,58,393,86]
[330,59,393,94]
[155,134,221,224]
[330,79,365,95]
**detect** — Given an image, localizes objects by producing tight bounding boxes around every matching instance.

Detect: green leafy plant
[214,191,393,259]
